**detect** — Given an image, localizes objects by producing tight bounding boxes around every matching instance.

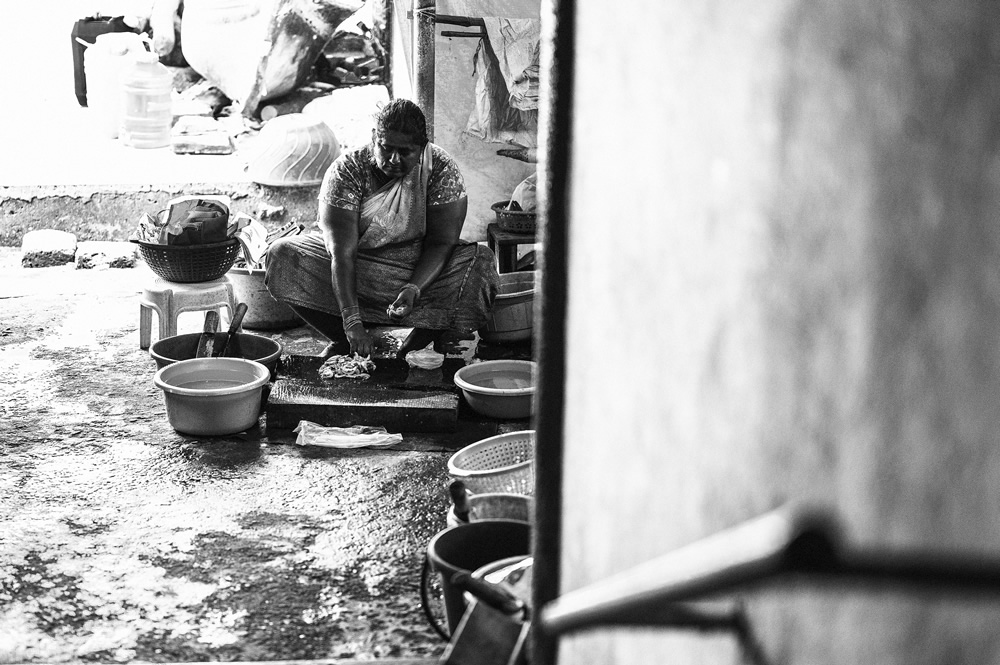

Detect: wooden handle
[229,302,248,333]
[196,310,220,358]
[215,303,249,358]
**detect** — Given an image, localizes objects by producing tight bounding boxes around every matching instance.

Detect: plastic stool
[139,276,239,349]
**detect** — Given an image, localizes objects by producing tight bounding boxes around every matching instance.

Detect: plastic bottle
[84,32,145,138]
[119,51,173,149]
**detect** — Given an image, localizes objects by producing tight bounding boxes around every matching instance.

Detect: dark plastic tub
[149,331,282,381]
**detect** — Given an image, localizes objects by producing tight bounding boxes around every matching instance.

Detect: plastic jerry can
[120,51,174,149]
[70,14,137,106]
[85,32,145,138]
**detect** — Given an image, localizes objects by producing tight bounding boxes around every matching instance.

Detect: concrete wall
[557,0,1000,663]
[390,0,538,241]
[0,184,321,247]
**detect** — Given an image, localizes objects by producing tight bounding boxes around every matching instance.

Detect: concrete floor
[0,5,535,661]
[0,247,531,663]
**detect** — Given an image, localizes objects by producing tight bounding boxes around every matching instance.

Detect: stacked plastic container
[119,51,173,148]
[84,32,145,138]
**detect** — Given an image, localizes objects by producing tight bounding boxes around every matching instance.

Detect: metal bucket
[425,519,530,635]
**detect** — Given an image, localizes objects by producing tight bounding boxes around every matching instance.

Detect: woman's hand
[386,287,418,322]
[345,325,375,357]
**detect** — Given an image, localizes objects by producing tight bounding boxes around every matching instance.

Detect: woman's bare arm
[387,197,468,321]
[317,202,374,356]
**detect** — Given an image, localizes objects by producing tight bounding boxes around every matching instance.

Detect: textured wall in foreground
[558,1,1000,663]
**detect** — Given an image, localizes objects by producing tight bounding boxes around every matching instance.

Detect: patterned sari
[265,143,499,333]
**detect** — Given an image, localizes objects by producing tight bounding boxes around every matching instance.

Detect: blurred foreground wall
[557,1,1000,663]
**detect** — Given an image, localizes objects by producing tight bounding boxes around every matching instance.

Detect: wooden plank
[265,355,461,433]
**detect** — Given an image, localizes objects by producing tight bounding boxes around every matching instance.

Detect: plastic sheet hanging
[464,18,540,148]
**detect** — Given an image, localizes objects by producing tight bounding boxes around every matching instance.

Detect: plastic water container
[70,14,136,106]
[84,32,145,138]
[120,51,173,149]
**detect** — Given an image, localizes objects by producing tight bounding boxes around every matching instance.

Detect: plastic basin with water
[153,357,270,436]
[453,360,535,419]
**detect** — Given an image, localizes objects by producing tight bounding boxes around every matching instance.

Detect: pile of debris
[79,1,390,159]
[20,230,136,270]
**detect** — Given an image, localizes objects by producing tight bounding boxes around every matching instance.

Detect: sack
[510,173,537,213]
[161,196,231,245]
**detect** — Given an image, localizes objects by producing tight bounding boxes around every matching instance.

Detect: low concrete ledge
[0,182,321,248]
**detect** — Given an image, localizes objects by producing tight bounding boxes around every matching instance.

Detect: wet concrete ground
[0,248,530,663]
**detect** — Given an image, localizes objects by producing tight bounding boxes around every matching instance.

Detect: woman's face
[372,130,423,178]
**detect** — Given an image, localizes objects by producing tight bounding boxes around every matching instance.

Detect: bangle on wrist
[343,313,364,331]
[341,305,360,317]
[402,282,421,301]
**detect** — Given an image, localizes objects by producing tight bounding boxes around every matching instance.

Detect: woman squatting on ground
[265,99,500,359]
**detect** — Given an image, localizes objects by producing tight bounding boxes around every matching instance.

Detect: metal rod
[433,13,486,27]
[440,30,484,38]
[379,0,394,98]
[540,505,1000,638]
[547,601,742,636]
[539,506,838,636]
[809,549,1000,591]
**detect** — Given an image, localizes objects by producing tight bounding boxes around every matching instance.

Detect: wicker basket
[133,239,241,283]
[491,200,537,234]
[448,430,535,495]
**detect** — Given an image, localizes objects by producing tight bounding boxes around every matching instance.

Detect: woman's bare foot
[435,329,475,354]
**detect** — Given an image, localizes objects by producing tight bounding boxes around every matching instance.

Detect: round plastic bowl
[153,357,270,436]
[246,113,341,187]
[453,360,535,419]
[149,331,283,381]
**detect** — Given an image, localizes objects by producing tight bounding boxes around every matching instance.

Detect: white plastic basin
[154,357,270,436]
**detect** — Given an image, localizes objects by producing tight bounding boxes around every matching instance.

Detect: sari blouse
[319,143,466,246]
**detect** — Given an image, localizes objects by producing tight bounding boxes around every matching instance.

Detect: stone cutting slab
[266,354,463,433]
